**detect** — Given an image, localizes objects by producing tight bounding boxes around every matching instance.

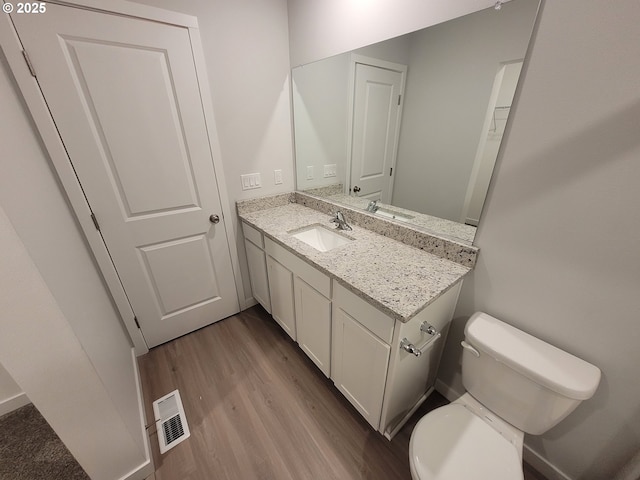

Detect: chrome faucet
[331,211,352,231]
[366,200,379,213]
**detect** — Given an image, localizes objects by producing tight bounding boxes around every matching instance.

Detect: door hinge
[90,213,100,231]
[390,167,393,176]
[397,94,402,106]
[134,316,141,329]
[22,50,36,78]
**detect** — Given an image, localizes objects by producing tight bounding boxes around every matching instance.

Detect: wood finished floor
[139,306,547,480]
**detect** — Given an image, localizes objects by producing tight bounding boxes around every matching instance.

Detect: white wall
[0,206,148,480]
[293,53,349,190]
[288,0,640,478]
[288,0,503,67]
[0,44,149,472]
[132,0,294,307]
[392,0,537,221]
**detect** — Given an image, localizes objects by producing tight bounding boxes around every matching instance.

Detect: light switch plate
[241,173,261,190]
[274,169,283,185]
[323,164,337,178]
[306,166,314,180]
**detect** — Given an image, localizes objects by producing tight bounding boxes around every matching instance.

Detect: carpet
[0,404,89,480]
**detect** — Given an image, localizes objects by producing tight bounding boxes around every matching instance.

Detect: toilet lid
[410,404,523,480]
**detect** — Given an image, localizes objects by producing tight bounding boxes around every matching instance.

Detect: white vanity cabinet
[332,280,462,437]
[294,277,331,376]
[264,237,332,375]
[241,219,463,438]
[332,282,393,429]
[266,254,296,340]
[242,222,271,313]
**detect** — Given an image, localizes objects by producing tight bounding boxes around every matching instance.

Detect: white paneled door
[12,4,239,347]
[350,62,404,203]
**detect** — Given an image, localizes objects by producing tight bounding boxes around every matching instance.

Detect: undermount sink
[290,225,353,252]
[375,208,414,222]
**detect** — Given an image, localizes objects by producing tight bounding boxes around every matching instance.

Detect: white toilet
[409,312,601,480]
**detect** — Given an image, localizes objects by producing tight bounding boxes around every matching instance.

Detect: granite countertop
[323,193,477,244]
[239,203,471,323]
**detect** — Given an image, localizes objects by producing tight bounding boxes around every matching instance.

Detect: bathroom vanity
[238,193,475,438]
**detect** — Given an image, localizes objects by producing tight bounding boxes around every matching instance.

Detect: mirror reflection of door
[462,60,523,226]
[348,58,406,202]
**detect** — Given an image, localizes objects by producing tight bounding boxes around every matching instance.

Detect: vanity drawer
[265,237,330,298]
[242,222,264,248]
[333,281,394,344]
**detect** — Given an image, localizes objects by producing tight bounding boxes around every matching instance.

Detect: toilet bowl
[409,312,601,480]
[410,394,524,480]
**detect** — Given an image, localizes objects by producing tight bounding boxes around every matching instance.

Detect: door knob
[209,214,220,224]
[353,186,361,193]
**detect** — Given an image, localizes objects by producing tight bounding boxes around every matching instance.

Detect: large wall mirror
[292,0,540,244]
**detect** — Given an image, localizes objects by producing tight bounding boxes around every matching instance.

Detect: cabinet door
[266,256,296,340]
[332,306,390,429]
[245,240,271,313]
[294,277,331,377]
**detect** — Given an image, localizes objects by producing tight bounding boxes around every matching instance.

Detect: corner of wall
[0,392,30,417]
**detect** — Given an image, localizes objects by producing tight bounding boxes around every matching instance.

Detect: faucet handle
[331,211,352,231]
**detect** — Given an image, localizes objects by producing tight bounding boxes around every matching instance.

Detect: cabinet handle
[400,322,441,357]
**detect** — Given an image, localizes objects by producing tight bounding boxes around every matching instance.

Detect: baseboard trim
[119,348,154,480]
[240,296,258,311]
[434,378,463,402]
[0,392,30,417]
[383,387,434,440]
[523,445,571,480]
[118,459,153,480]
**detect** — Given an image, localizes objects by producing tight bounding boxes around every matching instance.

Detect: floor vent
[152,389,190,454]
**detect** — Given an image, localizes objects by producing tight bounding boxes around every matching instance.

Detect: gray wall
[439,1,640,478]
[393,0,537,221]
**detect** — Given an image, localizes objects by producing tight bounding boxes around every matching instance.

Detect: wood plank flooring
[139,306,546,480]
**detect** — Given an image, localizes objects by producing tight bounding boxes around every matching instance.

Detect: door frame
[461,58,524,226]
[345,54,407,201]
[0,0,244,355]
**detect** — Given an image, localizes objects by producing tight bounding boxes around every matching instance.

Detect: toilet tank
[462,312,601,435]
